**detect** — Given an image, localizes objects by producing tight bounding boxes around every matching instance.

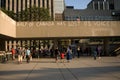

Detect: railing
[110,47,120,56]
[0,51,12,63]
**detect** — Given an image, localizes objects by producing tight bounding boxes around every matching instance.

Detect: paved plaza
[0,57,120,80]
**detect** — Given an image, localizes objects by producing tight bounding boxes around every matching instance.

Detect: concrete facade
[16,21,120,38]
[0,10,120,54]
[0,10,120,38]
[0,10,16,38]
[64,0,120,21]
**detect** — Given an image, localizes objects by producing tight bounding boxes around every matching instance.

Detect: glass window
[34,0,36,6]
[109,4,114,10]
[42,0,44,8]
[8,0,10,10]
[12,0,14,11]
[95,2,98,10]
[21,0,23,11]
[25,0,27,9]
[38,0,40,7]
[47,0,49,8]
[100,3,103,10]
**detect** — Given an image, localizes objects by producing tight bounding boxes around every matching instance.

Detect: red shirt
[61,53,65,59]
[11,48,15,54]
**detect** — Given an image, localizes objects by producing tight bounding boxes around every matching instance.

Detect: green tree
[18,6,52,21]
[1,6,52,21]
[1,8,16,20]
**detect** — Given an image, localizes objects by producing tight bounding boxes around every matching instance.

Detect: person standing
[54,47,60,63]
[11,47,16,60]
[92,47,97,60]
[66,46,72,62]
[97,45,102,59]
[17,47,23,64]
[77,46,81,58]
[25,47,31,63]
[60,51,65,63]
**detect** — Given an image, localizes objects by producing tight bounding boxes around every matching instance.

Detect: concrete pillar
[31,0,34,6]
[36,0,38,7]
[10,0,12,11]
[27,0,30,8]
[44,0,47,8]
[49,0,52,18]
[92,1,95,10]
[13,41,16,49]
[103,38,109,56]
[0,39,5,51]
[53,39,58,49]
[23,0,25,10]
[6,0,8,10]
[40,0,42,8]
[18,0,21,12]
[27,40,30,47]
[107,1,109,10]
[9,41,12,50]
[17,40,21,47]
[5,41,8,51]
[98,1,100,10]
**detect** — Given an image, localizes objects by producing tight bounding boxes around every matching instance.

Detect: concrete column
[22,40,24,47]
[44,0,47,8]
[49,0,52,18]
[103,38,109,56]
[53,39,58,49]
[27,40,30,47]
[13,41,16,49]
[98,1,100,10]
[68,39,71,46]
[40,0,42,8]
[107,1,109,10]
[36,0,38,7]
[18,0,21,12]
[32,0,34,7]
[92,1,95,10]
[6,0,8,10]
[27,0,30,8]
[10,0,12,11]
[23,0,25,10]
[5,41,8,51]
[17,40,21,47]
[9,41,12,50]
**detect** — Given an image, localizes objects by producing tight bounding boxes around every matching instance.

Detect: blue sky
[65,0,92,9]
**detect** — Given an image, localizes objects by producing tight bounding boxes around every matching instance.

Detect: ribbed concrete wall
[16,21,120,38]
[0,10,16,37]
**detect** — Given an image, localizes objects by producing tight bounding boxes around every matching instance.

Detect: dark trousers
[26,55,30,63]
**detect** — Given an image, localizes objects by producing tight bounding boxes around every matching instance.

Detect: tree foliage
[1,7,52,21]
[1,8,16,20]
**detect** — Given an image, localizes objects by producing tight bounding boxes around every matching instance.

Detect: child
[60,52,65,62]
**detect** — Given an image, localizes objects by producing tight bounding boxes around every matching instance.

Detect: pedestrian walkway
[0,57,120,80]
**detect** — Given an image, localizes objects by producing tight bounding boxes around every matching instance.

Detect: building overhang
[0,10,120,39]
[0,10,16,38]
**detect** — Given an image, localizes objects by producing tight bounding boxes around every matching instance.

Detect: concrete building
[0,0,65,21]
[54,0,65,21]
[87,0,120,10]
[0,10,120,56]
[0,0,120,56]
[64,0,120,21]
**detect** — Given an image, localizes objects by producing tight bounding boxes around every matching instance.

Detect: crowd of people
[10,45,103,64]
